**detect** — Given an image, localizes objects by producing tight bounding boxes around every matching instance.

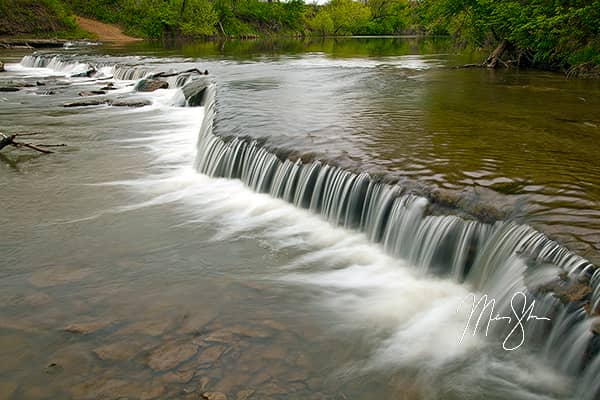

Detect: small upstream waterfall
[20,54,196,87]
[195,86,600,399]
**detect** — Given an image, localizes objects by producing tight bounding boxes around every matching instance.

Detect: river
[0,37,599,400]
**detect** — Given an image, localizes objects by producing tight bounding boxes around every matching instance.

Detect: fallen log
[150,68,209,79]
[0,132,59,154]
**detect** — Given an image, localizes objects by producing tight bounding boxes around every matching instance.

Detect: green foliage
[180,0,219,36]
[417,0,600,69]
[364,0,408,34]
[213,0,307,36]
[68,0,218,38]
[307,0,371,35]
[307,0,409,36]
[307,9,334,35]
[0,0,82,36]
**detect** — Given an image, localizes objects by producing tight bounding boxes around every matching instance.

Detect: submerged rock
[63,97,151,108]
[161,369,196,384]
[71,68,96,78]
[63,319,113,335]
[93,341,144,361]
[147,340,199,371]
[182,77,210,106]
[64,99,108,107]
[136,79,169,92]
[236,389,255,400]
[110,98,152,107]
[0,87,20,92]
[117,318,173,336]
[79,90,106,97]
[197,344,227,366]
[202,392,227,400]
[44,362,63,375]
[28,266,92,287]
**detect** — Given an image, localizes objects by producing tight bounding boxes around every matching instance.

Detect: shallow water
[0,38,598,400]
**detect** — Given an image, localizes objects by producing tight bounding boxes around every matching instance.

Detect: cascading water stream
[194,85,600,399]
[20,54,197,87]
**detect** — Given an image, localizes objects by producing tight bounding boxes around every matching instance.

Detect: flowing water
[0,38,599,400]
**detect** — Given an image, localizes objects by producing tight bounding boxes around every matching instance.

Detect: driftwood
[0,39,67,49]
[456,39,513,70]
[0,132,63,154]
[151,68,208,79]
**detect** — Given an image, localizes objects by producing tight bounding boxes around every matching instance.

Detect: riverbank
[74,16,140,43]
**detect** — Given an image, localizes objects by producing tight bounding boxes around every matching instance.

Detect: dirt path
[76,16,140,42]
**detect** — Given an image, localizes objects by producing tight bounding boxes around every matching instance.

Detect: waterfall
[20,54,194,87]
[194,85,600,399]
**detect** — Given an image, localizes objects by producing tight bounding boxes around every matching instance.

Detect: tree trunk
[484,39,509,69]
[179,0,187,19]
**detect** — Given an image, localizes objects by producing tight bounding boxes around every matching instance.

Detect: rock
[203,329,236,344]
[28,266,92,287]
[215,373,252,394]
[539,276,593,303]
[147,340,199,371]
[100,85,117,90]
[197,344,227,366]
[64,319,113,335]
[110,98,152,107]
[287,370,309,383]
[198,376,211,391]
[36,81,45,86]
[64,99,108,107]
[236,389,255,400]
[229,324,273,339]
[0,60,4,72]
[44,362,63,375]
[248,371,271,386]
[136,79,169,92]
[202,391,227,400]
[79,90,106,96]
[138,384,166,400]
[0,80,34,89]
[257,382,288,396]
[161,369,195,384]
[71,377,166,400]
[260,345,287,360]
[179,311,217,334]
[182,77,210,106]
[71,68,96,78]
[93,341,143,361]
[261,320,287,331]
[118,318,172,336]
[71,378,129,399]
